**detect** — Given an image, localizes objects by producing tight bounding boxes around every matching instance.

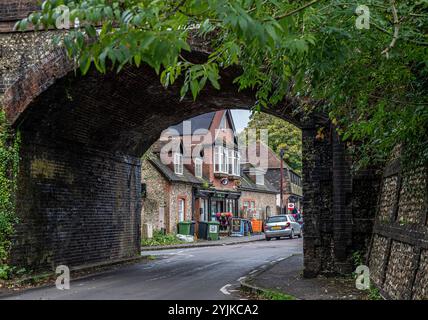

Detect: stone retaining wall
[368,152,428,300]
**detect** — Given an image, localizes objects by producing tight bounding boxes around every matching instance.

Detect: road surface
[4,238,303,300]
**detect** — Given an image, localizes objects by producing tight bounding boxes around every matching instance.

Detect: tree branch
[273,0,322,20]
[381,0,400,58]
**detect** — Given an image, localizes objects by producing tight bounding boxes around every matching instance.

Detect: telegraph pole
[280,149,284,215]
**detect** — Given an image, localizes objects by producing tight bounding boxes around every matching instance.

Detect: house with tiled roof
[246,142,303,213]
[141,110,280,235]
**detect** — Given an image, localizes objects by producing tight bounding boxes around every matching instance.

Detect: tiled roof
[148,154,207,185]
[238,168,279,194]
[168,112,216,135]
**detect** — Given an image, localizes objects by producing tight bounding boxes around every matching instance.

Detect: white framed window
[195,158,203,178]
[256,172,264,185]
[228,149,234,174]
[178,199,185,222]
[214,146,222,173]
[230,150,240,176]
[223,147,228,173]
[214,146,228,174]
[174,152,183,175]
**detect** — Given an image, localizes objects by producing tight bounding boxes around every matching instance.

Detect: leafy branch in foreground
[17,0,428,168]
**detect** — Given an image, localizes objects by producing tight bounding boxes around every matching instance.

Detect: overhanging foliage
[16,0,428,168]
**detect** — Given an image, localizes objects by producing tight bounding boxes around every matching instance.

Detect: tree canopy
[241,112,302,174]
[17,0,428,169]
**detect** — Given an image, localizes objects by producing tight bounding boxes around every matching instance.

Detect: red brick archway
[1,10,378,277]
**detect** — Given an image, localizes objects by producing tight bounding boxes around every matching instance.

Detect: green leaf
[190,79,199,100]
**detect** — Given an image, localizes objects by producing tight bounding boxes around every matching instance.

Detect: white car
[264,214,302,241]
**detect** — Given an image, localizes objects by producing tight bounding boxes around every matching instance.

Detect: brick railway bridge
[0,2,382,278]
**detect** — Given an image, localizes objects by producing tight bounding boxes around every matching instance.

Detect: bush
[141,230,185,247]
[0,110,20,273]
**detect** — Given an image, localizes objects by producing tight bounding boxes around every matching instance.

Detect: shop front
[193,188,241,223]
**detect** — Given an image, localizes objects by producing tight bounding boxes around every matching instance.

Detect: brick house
[243,141,303,214]
[238,163,278,221]
[256,142,303,213]
[141,110,281,235]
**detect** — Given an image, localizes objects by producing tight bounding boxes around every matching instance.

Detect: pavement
[1,237,303,300]
[140,233,265,251]
[241,253,369,300]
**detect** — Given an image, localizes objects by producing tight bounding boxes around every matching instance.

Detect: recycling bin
[207,221,220,240]
[178,221,192,235]
[189,221,196,236]
[242,219,252,235]
[198,221,208,239]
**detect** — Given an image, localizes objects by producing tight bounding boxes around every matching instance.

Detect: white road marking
[249,269,258,274]
[237,276,247,282]
[220,284,232,295]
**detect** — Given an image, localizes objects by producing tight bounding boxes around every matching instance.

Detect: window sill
[214,172,228,178]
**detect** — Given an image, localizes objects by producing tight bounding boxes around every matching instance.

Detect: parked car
[264,215,302,241]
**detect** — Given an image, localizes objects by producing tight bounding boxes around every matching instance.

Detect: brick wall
[368,151,428,299]
[0,0,39,33]
[0,27,374,276]
[169,183,193,233]
[141,159,169,231]
[11,132,141,270]
[240,190,276,220]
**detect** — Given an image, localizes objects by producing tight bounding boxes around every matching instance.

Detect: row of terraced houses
[141,110,302,234]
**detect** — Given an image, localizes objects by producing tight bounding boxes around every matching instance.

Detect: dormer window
[256,172,264,185]
[174,152,183,175]
[195,158,203,178]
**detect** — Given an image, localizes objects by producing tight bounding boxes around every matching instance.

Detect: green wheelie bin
[178,221,192,235]
[206,221,220,240]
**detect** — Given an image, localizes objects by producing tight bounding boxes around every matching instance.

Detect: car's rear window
[267,216,287,223]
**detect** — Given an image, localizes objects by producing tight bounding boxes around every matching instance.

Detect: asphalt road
[4,238,303,300]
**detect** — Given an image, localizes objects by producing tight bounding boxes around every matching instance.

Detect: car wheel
[289,229,294,239]
[276,237,281,240]
[266,237,271,241]
[298,230,302,238]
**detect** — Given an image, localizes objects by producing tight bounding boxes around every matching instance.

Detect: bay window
[214,146,240,175]
[214,146,222,173]
[233,151,240,176]
[223,147,228,173]
[228,149,234,174]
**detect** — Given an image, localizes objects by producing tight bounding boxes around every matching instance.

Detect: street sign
[288,203,295,209]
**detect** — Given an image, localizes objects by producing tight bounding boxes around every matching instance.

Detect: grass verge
[259,289,296,300]
[141,230,185,247]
